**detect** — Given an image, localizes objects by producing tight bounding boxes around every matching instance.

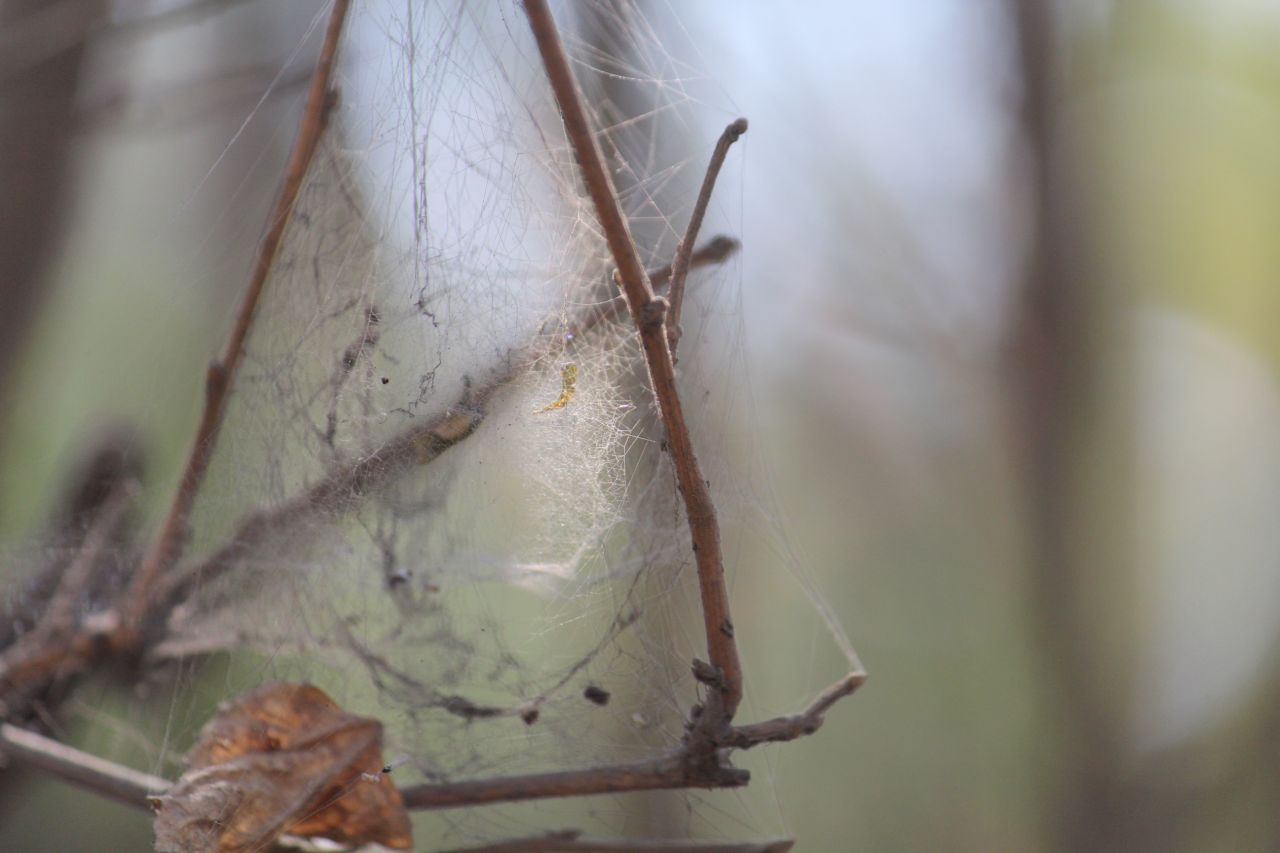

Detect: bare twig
[0,722,169,811]
[436,829,794,853]
[117,0,352,634]
[399,751,747,811]
[569,236,740,343]
[0,667,861,825]
[0,666,855,828]
[723,672,865,749]
[666,118,748,353]
[522,0,744,723]
[0,0,353,723]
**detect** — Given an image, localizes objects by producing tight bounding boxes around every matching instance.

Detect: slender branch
[400,751,747,811]
[117,0,351,634]
[522,0,745,723]
[0,0,353,725]
[0,723,169,811]
[436,830,793,853]
[723,672,865,750]
[570,236,739,343]
[0,668,861,822]
[666,118,748,353]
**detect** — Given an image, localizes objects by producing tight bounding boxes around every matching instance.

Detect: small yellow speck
[537,363,577,413]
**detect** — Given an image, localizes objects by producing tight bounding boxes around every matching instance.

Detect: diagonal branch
[522,0,745,724]
[0,722,169,811]
[0,0,353,722]
[666,118,748,354]
[117,0,351,635]
[722,672,865,750]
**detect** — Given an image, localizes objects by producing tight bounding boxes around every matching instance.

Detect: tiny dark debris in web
[520,705,540,725]
[583,685,610,706]
[381,377,390,384]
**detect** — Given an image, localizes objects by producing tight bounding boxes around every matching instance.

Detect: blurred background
[3,1,1280,851]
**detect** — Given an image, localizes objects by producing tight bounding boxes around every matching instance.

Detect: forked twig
[667,118,748,354]
[723,672,866,749]
[117,0,351,633]
[0,671,860,818]
[523,0,744,724]
[0,0,353,727]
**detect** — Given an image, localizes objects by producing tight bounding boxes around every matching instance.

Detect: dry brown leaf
[152,682,413,852]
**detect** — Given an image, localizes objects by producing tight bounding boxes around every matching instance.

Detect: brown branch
[436,829,793,853]
[0,722,169,811]
[400,751,748,811]
[0,670,860,826]
[723,672,865,750]
[522,0,744,723]
[570,235,739,343]
[0,0,353,725]
[666,118,748,353]
[116,0,352,636]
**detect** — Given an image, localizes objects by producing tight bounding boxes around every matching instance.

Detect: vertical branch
[522,0,744,721]
[0,0,107,434]
[666,118,748,353]
[117,0,352,634]
[1008,3,1134,851]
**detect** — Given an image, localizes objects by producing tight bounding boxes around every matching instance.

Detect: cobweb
[38,0,859,847]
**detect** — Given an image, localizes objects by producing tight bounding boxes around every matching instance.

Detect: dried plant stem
[401,752,746,811]
[436,830,794,853]
[117,0,351,633]
[0,672,860,819]
[0,722,168,811]
[0,0,352,722]
[666,118,748,353]
[723,672,865,749]
[522,0,744,723]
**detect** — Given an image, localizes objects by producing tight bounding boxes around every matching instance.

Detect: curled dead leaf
[152,682,412,852]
